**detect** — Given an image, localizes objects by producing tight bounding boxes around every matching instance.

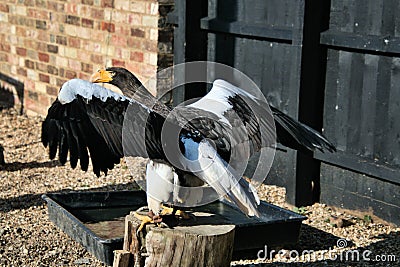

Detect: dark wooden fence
[316,0,400,225]
[170,0,400,225]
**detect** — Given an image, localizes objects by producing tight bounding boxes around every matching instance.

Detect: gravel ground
[0,108,399,266]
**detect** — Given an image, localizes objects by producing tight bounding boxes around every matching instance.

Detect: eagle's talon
[160,205,174,216]
[160,205,191,220]
[133,211,154,234]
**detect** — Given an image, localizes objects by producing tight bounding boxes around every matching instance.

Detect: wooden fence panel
[317,0,400,224]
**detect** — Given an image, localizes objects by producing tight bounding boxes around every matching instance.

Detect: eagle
[42,67,335,228]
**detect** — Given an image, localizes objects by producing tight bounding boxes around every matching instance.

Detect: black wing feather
[271,106,336,153]
[42,97,125,176]
[42,82,168,177]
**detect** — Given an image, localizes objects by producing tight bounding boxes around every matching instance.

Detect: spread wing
[178,79,335,160]
[174,79,276,170]
[42,79,165,176]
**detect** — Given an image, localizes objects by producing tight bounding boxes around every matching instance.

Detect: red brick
[90,54,103,64]
[47,65,58,75]
[46,85,58,96]
[53,13,66,23]
[47,44,58,53]
[81,62,92,73]
[39,73,50,83]
[128,13,141,25]
[79,51,91,62]
[131,28,145,38]
[0,43,10,53]
[82,0,94,5]
[102,0,114,8]
[82,18,94,28]
[35,62,47,72]
[68,37,80,48]
[26,50,38,60]
[24,0,35,6]
[17,67,27,77]
[16,47,27,56]
[0,3,9,12]
[35,0,47,8]
[39,94,50,107]
[28,8,49,19]
[38,32,49,42]
[66,15,80,25]
[130,51,144,62]
[8,54,18,65]
[35,20,47,30]
[16,26,26,37]
[56,35,67,45]
[142,40,157,52]
[115,25,130,36]
[78,5,91,17]
[48,1,63,12]
[111,35,127,46]
[65,3,77,13]
[127,37,141,48]
[91,31,106,42]
[24,39,38,50]
[101,22,115,33]
[25,59,35,69]
[112,59,125,67]
[65,70,77,79]
[36,42,47,53]
[69,59,81,71]
[91,8,104,20]
[38,52,49,62]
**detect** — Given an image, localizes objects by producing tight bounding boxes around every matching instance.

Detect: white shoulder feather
[58,79,128,104]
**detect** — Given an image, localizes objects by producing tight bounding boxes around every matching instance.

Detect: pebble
[74,258,91,265]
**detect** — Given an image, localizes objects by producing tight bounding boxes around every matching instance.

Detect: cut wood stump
[113,250,131,267]
[117,211,236,267]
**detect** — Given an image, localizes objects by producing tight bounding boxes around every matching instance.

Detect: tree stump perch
[115,211,236,267]
[113,250,131,267]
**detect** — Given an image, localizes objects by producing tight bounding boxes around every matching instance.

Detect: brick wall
[0,0,174,115]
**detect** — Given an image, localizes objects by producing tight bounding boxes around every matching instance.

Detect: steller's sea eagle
[42,67,335,226]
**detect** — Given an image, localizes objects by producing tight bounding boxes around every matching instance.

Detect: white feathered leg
[146,160,176,214]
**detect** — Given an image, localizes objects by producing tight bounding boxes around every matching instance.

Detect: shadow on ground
[0,160,61,172]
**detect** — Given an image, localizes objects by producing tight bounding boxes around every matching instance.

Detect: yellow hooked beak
[90,69,114,83]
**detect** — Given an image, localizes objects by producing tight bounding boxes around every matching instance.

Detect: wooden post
[123,213,145,267]
[113,250,131,267]
[117,211,235,267]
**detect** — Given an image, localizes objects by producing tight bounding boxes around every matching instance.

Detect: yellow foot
[160,205,190,219]
[133,212,154,232]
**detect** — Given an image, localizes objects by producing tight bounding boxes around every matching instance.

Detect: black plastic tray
[42,190,305,266]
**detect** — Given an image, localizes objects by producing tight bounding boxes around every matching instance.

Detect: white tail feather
[192,140,260,217]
